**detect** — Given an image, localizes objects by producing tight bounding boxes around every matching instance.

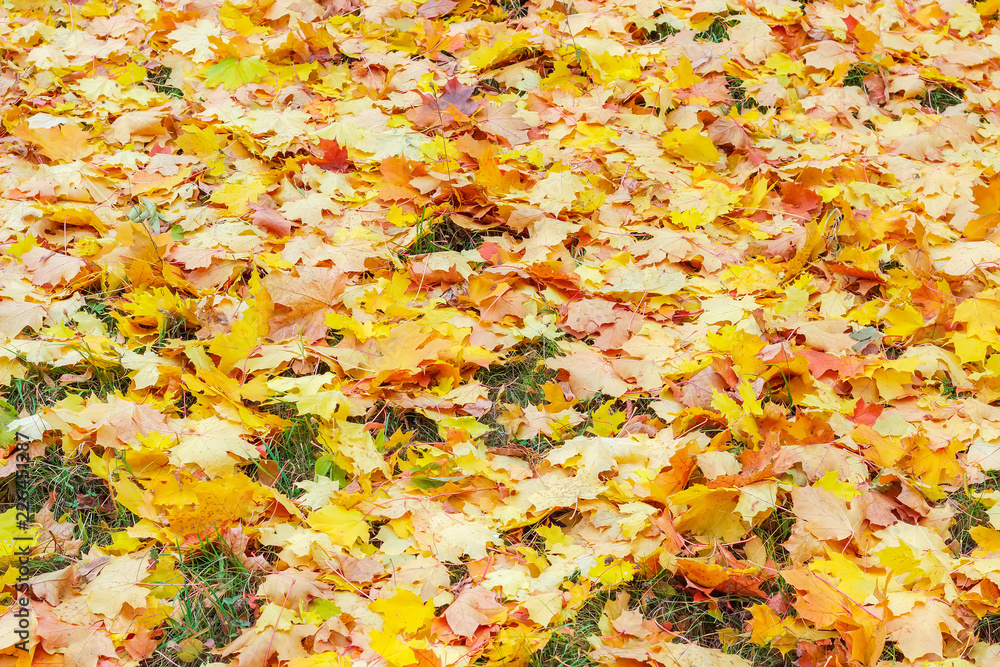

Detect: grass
[82,297,121,336]
[978,613,1000,643]
[527,569,794,667]
[1,286,131,417]
[147,65,184,99]
[3,357,131,416]
[726,76,763,113]
[447,563,469,585]
[3,371,67,416]
[642,19,679,43]
[150,312,195,353]
[404,215,487,257]
[694,17,732,42]
[257,407,320,499]
[474,347,663,453]
[475,337,562,450]
[647,594,792,665]
[844,64,964,112]
[528,591,604,666]
[949,473,1000,556]
[475,338,561,407]
[925,83,964,112]
[0,444,137,562]
[844,63,880,92]
[751,509,795,565]
[507,519,797,665]
[18,554,77,579]
[941,375,974,400]
[0,347,139,575]
[374,404,443,446]
[144,538,266,667]
[527,509,801,666]
[497,0,528,20]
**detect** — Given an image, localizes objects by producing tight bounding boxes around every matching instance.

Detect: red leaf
[309,139,351,172]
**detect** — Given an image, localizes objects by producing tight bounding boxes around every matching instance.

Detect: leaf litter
[2,0,1000,665]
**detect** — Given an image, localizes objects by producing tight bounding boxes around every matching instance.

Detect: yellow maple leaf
[883,303,924,337]
[369,629,419,667]
[369,589,435,636]
[954,289,1000,339]
[747,603,789,646]
[307,504,370,548]
[209,177,268,215]
[671,485,745,542]
[662,127,722,165]
[670,56,703,88]
[288,653,352,667]
[114,62,146,86]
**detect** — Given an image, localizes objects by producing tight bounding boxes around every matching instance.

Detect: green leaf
[171,224,185,241]
[309,598,342,619]
[203,56,268,90]
[315,454,349,486]
[0,400,17,448]
[410,475,466,490]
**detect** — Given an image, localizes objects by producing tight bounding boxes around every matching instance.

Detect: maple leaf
[438,78,482,117]
[408,78,482,130]
[968,178,1000,240]
[369,630,419,666]
[263,266,347,342]
[790,485,864,542]
[168,416,260,477]
[476,101,531,146]
[305,139,352,172]
[36,607,117,667]
[545,349,630,399]
[260,569,330,608]
[248,202,296,237]
[35,493,82,557]
[0,299,46,338]
[307,504,370,549]
[221,610,314,667]
[46,395,172,453]
[370,589,435,636]
[445,586,506,638]
[204,56,269,89]
[15,123,97,161]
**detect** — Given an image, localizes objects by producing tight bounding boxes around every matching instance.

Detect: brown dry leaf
[545,349,630,399]
[36,606,116,667]
[263,266,348,342]
[34,493,82,557]
[790,486,864,541]
[444,586,506,638]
